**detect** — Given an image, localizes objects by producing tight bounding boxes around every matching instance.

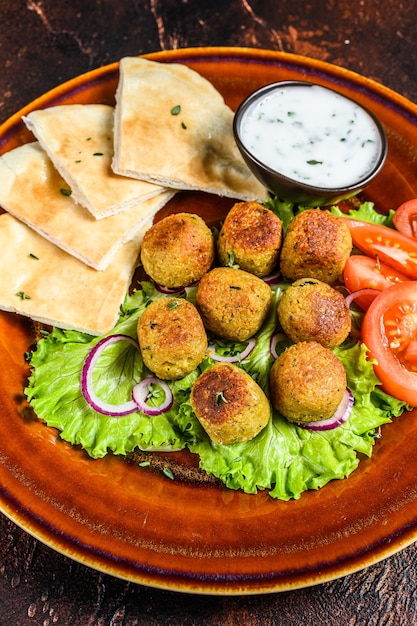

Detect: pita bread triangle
[0,212,141,336]
[112,57,268,201]
[23,104,166,219]
[0,142,175,270]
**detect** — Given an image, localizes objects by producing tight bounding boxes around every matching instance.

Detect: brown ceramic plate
[1,47,417,595]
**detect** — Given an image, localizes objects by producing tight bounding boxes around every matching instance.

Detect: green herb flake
[139,461,151,467]
[215,391,228,406]
[181,121,187,129]
[170,105,181,116]
[93,152,104,156]
[60,188,72,197]
[29,253,39,260]
[168,300,181,310]
[162,467,175,480]
[75,159,82,163]
[306,159,323,165]
[16,291,31,300]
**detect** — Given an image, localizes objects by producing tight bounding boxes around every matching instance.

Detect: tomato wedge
[342,218,417,279]
[393,198,417,239]
[343,255,408,310]
[361,281,417,406]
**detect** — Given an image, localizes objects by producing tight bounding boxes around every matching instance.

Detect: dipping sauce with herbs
[237,82,384,190]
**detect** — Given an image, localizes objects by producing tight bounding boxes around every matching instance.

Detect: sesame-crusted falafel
[279,209,352,284]
[195,266,272,341]
[217,201,283,277]
[190,362,270,444]
[269,341,347,423]
[140,212,215,288]
[137,297,207,380]
[277,278,351,349]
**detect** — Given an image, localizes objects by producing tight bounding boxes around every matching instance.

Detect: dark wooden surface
[1,1,417,624]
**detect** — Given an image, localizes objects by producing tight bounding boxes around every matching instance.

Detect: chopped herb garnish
[139,461,151,467]
[29,253,39,260]
[168,300,181,310]
[86,137,92,141]
[75,159,82,163]
[306,159,323,165]
[93,152,104,156]
[16,291,31,300]
[181,121,187,129]
[215,391,228,406]
[60,188,72,197]
[162,467,175,480]
[170,105,181,115]
[226,251,239,269]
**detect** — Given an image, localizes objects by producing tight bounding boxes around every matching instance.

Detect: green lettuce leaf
[25,279,408,500]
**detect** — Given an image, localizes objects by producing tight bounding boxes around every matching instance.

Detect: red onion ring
[345,287,381,309]
[154,283,186,296]
[262,271,281,285]
[81,334,140,416]
[132,377,174,416]
[207,337,256,363]
[269,332,288,360]
[298,388,354,431]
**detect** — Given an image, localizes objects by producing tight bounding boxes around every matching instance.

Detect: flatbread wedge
[112,57,268,201]
[0,213,141,336]
[0,142,175,270]
[23,104,166,219]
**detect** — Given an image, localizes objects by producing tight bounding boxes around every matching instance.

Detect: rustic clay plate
[0,47,417,595]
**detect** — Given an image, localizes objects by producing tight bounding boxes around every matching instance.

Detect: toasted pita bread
[0,142,175,270]
[0,213,141,335]
[112,57,268,202]
[23,104,166,219]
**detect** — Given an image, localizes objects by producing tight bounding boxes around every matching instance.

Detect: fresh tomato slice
[361,281,417,406]
[343,255,408,309]
[342,218,417,279]
[393,198,417,239]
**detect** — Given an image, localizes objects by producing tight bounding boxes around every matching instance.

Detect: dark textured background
[1,1,417,624]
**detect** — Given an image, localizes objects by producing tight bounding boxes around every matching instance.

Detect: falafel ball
[195,266,272,341]
[277,278,351,349]
[190,362,270,444]
[217,201,283,277]
[279,209,352,284]
[269,341,347,423]
[140,212,215,288]
[137,297,207,380]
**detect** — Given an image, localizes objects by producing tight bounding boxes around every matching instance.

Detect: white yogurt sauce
[240,84,383,188]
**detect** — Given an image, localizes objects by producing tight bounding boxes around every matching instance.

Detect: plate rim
[1,46,417,595]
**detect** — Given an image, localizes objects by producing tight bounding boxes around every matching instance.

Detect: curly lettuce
[25,275,408,500]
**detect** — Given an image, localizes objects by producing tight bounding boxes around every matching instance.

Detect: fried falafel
[137,297,207,380]
[269,341,347,423]
[195,266,272,341]
[140,212,215,288]
[279,209,352,284]
[190,362,270,444]
[217,201,282,277]
[277,278,351,349]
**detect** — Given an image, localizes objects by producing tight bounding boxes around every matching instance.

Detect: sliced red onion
[263,271,281,285]
[81,334,140,416]
[154,282,186,296]
[207,337,256,363]
[345,287,381,309]
[269,332,288,360]
[132,377,173,416]
[298,388,354,431]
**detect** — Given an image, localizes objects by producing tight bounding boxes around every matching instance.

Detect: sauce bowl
[233,81,388,206]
